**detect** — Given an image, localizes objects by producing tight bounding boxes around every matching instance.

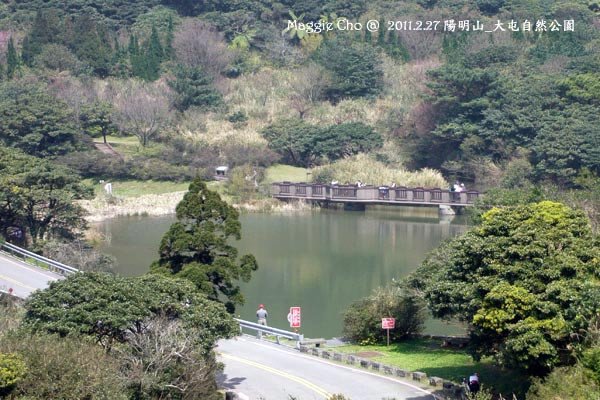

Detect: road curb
[248,334,463,399]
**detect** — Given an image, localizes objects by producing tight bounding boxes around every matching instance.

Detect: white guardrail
[0,242,79,275]
[235,318,304,344]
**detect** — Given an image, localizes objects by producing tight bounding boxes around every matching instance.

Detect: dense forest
[0,0,599,398]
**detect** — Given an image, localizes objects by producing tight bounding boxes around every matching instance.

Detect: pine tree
[21,10,61,66]
[165,15,174,59]
[377,18,386,47]
[364,26,372,44]
[6,37,18,79]
[168,65,223,112]
[143,25,164,81]
[152,178,258,312]
[387,32,410,62]
[128,35,145,78]
[128,34,139,56]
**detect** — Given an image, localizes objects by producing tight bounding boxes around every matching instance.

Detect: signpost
[381,317,395,346]
[288,306,301,329]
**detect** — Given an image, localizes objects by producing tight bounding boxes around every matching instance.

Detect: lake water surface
[95,207,469,338]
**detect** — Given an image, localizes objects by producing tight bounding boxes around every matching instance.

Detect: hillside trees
[411,201,600,374]
[314,36,383,102]
[22,11,113,76]
[151,178,259,312]
[413,59,600,185]
[168,65,223,112]
[113,81,172,146]
[0,147,91,246]
[288,63,330,119]
[173,19,233,79]
[261,119,382,167]
[0,81,83,157]
[6,38,18,79]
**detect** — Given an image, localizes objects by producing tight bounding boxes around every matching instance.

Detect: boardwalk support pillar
[438,204,455,215]
[344,202,366,211]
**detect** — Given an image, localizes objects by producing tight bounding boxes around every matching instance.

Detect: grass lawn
[94,135,166,157]
[264,164,309,184]
[330,339,528,398]
[84,179,191,198]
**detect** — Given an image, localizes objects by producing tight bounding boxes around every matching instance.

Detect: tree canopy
[168,65,223,112]
[314,36,383,102]
[23,272,238,353]
[0,147,91,246]
[411,201,600,374]
[0,81,83,158]
[261,118,382,167]
[151,178,258,312]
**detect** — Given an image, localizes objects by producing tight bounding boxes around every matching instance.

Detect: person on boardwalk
[256,304,268,339]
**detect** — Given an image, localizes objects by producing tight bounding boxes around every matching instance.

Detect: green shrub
[582,346,600,384]
[0,334,126,399]
[0,353,27,395]
[342,284,425,344]
[527,364,600,400]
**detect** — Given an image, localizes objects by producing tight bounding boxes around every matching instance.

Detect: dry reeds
[313,154,447,188]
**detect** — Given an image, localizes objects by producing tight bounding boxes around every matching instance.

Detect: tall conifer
[6,37,18,79]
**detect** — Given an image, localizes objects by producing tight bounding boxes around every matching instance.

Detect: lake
[94,207,469,338]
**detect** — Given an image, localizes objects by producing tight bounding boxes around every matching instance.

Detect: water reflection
[94,207,469,338]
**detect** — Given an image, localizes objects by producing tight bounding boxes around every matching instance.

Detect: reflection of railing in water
[271,182,481,207]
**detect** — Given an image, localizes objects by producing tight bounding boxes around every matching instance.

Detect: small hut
[215,166,229,180]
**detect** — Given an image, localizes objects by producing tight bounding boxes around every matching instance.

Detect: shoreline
[79,192,316,222]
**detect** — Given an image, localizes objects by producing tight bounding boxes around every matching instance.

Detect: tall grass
[178,116,269,147]
[312,154,447,188]
[78,192,186,221]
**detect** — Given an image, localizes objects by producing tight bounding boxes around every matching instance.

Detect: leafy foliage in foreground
[412,201,600,374]
[0,353,26,395]
[0,333,127,400]
[152,178,259,312]
[526,362,600,400]
[23,272,238,353]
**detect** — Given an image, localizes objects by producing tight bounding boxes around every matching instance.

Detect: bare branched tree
[48,75,96,123]
[113,81,172,146]
[42,240,116,273]
[117,316,220,400]
[173,19,233,79]
[288,63,330,119]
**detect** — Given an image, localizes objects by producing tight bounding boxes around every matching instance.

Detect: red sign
[381,318,395,329]
[288,306,301,328]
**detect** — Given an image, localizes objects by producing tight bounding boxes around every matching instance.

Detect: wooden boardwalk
[271,182,480,208]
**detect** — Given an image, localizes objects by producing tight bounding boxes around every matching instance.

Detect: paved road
[217,336,436,400]
[0,252,63,298]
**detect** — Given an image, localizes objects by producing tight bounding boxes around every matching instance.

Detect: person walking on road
[256,304,268,339]
[468,372,480,394]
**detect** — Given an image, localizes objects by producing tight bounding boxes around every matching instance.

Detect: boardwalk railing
[272,182,480,206]
[1,242,79,275]
[236,318,304,344]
